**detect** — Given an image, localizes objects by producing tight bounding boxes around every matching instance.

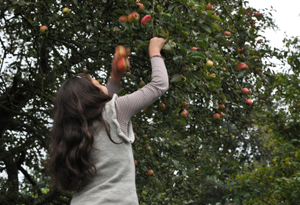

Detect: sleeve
[106,78,120,97]
[115,56,169,122]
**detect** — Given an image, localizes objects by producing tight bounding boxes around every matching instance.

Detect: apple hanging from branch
[40,25,48,34]
[119,16,128,23]
[62,7,70,15]
[141,15,153,26]
[242,88,250,95]
[238,62,249,71]
[245,99,253,106]
[128,12,140,23]
[213,113,220,120]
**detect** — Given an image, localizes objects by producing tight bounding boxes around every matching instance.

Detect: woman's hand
[149,37,166,58]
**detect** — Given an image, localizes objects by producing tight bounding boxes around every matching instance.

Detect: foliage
[1,0,297,204]
[229,36,300,204]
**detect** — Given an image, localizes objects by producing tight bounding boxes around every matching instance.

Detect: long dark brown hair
[48,73,113,191]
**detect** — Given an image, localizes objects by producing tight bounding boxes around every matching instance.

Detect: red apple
[220,112,225,117]
[119,15,128,23]
[182,101,188,107]
[191,47,197,50]
[205,3,213,11]
[62,7,70,15]
[136,2,144,9]
[219,104,225,110]
[251,24,256,28]
[40,25,48,34]
[238,47,244,52]
[222,67,226,71]
[128,12,140,23]
[238,62,249,71]
[139,80,145,88]
[206,60,213,68]
[213,113,220,120]
[146,146,151,151]
[257,39,262,43]
[141,15,152,26]
[181,109,188,118]
[115,45,127,58]
[242,88,250,95]
[254,12,261,17]
[245,99,252,106]
[116,57,127,72]
[224,31,231,37]
[147,169,154,176]
[160,103,166,111]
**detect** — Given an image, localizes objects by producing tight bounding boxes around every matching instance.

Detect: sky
[248,0,300,51]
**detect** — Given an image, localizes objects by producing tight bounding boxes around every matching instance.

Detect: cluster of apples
[39,7,71,34]
[115,45,130,72]
[118,2,152,26]
[190,4,254,120]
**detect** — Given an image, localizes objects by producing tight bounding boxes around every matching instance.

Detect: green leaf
[168,2,182,10]
[136,42,149,54]
[186,54,206,63]
[114,9,126,14]
[201,25,211,34]
[213,55,225,63]
[171,74,182,83]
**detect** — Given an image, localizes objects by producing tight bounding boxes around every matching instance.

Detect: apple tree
[0,0,281,204]
[228,36,300,204]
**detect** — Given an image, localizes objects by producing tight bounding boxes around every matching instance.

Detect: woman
[48,37,169,204]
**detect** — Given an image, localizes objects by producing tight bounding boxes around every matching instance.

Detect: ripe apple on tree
[139,80,145,88]
[224,31,231,37]
[126,72,131,77]
[146,146,151,151]
[242,88,250,95]
[182,101,188,107]
[245,99,253,106]
[40,25,48,34]
[119,16,128,23]
[136,2,144,9]
[213,113,220,120]
[160,103,166,111]
[205,3,213,11]
[219,104,225,110]
[62,7,70,15]
[141,15,152,26]
[238,62,249,71]
[128,12,140,23]
[191,47,197,50]
[147,170,154,176]
[181,109,188,118]
[206,60,213,68]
